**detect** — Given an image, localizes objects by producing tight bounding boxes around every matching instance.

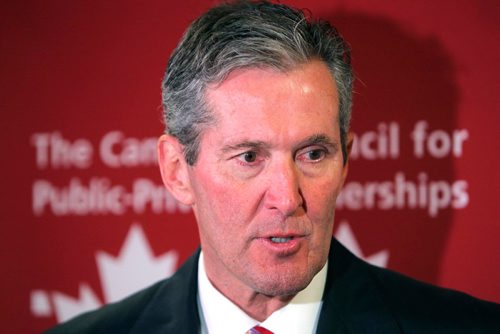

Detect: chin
[251,266,317,297]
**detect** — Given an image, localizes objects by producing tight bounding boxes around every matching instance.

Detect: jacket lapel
[130,250,202,334]
[316,239,401,334]
[129,240,401,333]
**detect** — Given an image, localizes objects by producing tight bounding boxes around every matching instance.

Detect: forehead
[203,60,340,147]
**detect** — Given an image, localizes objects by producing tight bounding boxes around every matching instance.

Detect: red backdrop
[1,1,499,332]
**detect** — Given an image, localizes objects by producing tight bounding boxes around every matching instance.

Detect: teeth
[271,237,292,243]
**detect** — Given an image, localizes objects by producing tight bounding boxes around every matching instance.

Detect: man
[48,1,499,333]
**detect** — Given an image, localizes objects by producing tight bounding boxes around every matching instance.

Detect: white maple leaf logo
[335,220,390,268]
[31,221,387,323]
[31,224,179,323]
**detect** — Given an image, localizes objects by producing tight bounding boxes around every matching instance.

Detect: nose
[264,158,304,216]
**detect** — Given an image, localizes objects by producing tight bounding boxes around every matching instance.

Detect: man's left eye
[242,151,257,163]
[307,149,325,160]
[298,149,326,162]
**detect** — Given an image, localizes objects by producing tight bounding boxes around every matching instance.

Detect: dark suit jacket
[46,239,500,333]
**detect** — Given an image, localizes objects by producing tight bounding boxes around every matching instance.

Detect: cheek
[203,163,266,209]
[193,167,252,230]
[305,173,343,213]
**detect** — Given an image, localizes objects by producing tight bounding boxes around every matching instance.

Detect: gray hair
[162,0,353,165]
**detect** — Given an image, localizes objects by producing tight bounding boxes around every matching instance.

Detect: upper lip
[262,232,304,239]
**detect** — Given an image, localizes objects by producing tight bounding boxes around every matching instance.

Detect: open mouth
[270,236,294,243]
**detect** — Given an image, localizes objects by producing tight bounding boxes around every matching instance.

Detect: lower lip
[257,237,303,256]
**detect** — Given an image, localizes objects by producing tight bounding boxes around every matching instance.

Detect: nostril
[264,186,304,216]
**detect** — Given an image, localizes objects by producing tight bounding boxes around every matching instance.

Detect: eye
[297,148,327,162]
[242,151,257,163]
[234,151,262,166]
[306,149,325,161]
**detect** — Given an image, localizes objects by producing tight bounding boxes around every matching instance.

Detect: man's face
[187,60,348,297]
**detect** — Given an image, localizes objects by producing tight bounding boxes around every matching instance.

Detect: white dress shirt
[197,251,327,334]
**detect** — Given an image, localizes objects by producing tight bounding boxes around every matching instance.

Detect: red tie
[247,325,274,334]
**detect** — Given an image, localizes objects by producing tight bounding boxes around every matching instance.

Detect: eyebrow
[295,134,339,152]
[220,134,339,154]
[220,140,271,154]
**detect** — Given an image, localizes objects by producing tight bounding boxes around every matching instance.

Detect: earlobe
[157,134,194,206]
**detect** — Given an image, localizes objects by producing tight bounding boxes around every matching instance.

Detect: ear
[341,132,354,185]
[157,134,194,205]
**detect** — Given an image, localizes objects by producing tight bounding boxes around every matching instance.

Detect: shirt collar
[197,251,327,334]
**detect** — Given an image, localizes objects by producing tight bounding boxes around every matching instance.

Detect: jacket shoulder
[45,249,201,333]
[367,263,500,332]
[44,280,164,334]
[323,239,500,333]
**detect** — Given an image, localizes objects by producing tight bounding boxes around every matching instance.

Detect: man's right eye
[234,151,262,166]
[242,151,257,163]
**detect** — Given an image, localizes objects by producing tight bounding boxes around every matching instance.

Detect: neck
[201,253,299,321]
[221,286,295,321]
[198,251,328,327]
